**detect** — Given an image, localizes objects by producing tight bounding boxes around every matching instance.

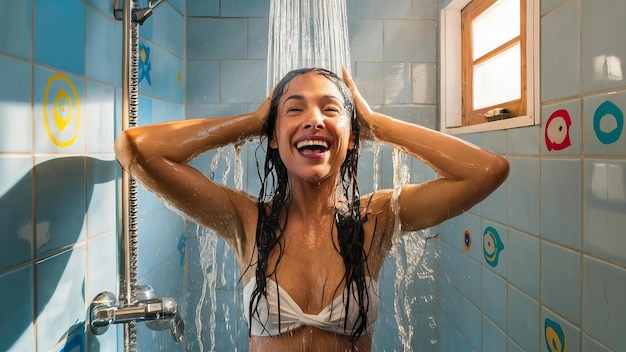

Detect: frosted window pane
[472,0,520,60]
[473,43,520,110]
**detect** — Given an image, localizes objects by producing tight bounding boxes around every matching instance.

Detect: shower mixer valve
[89,285,185,342]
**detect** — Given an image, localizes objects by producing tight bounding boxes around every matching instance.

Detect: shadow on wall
[0,156,117,352]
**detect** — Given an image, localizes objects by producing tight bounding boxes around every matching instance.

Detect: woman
[114,67,509,351]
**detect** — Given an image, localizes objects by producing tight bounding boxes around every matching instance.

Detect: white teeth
[296,139,329,149]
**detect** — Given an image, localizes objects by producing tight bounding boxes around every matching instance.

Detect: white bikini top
[243,276,379,336]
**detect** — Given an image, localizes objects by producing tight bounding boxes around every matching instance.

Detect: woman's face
[270,72,354,185]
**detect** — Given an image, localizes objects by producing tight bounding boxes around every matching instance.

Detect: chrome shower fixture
[90,285,185,343]
[114,0,168,25]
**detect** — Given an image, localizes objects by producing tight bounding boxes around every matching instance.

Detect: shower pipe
[89,0,184,350]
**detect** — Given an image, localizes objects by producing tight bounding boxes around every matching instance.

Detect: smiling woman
[114,67,509,351]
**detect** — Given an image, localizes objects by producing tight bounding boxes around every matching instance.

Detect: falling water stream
[190,1,437,351]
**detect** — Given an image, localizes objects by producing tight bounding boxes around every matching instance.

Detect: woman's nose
[303,113,324,130]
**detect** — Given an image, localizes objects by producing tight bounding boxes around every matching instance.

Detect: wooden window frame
[440,0,540,135]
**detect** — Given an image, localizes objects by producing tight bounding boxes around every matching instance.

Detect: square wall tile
[34,156,87,257]
[508,286,540,352]
[482,220,507,278]
[582,256,626,351]
[0,0,31,59]
[357,0,411,18]
[86,232,117,307]
[382,105,437,129]
[582,0,626,94]
[541,158,582,249]
[583,91,626,157]
[412,62,438,105]
[248,18,269,60]
[354,62,385,105]
[581,333,611,352]
[541,308,581,352]
[461,297,482,350]
[149,46,184,103]
[0,266,34,352]
[540,241,580,324]
[0,155,33,270]
[481,177,508,224]
[507,157,540,235]
[540,0,580,102]
[507,229,540,299]
[85,6,120,86]
[460,255,482,307]
[384,20,437,62]
[36,246,86,351]
[483,129,507,155]
[462,213,482,262]
[186,0,219,16]
[481,267,507,330]
[220,60,267,104]
[187,18,248,60]
[483,316,507,351]
[0,56,32,153]
[86,156,116,238]
[85,82,115,153]
[349,20,384,61]
[541,99,582,155]
[151,3,184,56]
[33,67,86,154]
[34,0,85,75]
[508,125,541,155]
[384,63,411,104]
[221,0,270,17]
[583,159,626,267]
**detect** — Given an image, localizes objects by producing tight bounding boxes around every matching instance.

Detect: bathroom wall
[0,0,185,351]
[437,0,626,351]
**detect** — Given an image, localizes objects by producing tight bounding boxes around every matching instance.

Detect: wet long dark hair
[246,68,372,343]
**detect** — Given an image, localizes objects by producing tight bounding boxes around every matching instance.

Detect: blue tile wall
[5,0,624,350]
[0,0,185,350]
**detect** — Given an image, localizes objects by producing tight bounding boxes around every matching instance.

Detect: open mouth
[295,138,330,155]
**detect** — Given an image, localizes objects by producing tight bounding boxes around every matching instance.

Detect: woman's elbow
[114,131,137,171]
[487,155,510,188]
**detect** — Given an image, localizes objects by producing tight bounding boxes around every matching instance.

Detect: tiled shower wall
[0,0,185,351]
[437,0,626,351]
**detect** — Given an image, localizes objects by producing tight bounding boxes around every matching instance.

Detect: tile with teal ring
[541,158,581,250]
[540,241,580,324]
[482,221,507,277]
[582,255,626,351]
[508,286,540,352]
[583,159,626,267]
[33,67,86,154]
[0,56,32,153]
[0,265,34,352]
[541,307,580,352]
[85,6,120,86]
[35,246,86,352]
[34,0,85,75]
[507,228,540,299]
[0,155,33,270]
[34,155,87,257]
[583,91,626,156]
[541,98,582,155]
[0,0,31,59]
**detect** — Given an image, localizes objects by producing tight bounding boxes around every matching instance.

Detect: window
[440,0,539,134]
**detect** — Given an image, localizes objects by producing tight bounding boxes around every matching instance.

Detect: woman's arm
[114,98,271,247]
[343,68,509,233]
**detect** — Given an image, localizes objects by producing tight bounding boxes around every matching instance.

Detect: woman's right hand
[341,66,376,140]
